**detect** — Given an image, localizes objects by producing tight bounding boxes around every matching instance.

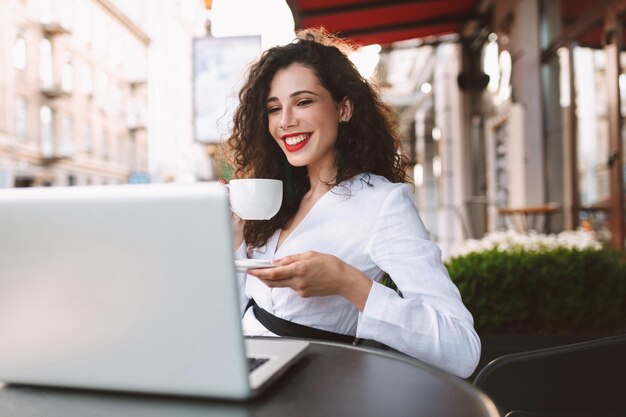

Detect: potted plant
[445,230,626,379]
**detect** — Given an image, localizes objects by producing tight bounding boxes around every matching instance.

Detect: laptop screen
[0,183,255,398]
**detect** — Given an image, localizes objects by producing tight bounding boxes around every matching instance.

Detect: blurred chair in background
[473,334,626,417]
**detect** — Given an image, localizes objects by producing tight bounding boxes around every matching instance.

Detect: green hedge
[446,248,626,335]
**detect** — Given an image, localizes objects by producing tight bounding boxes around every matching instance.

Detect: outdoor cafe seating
[473,333,626,417]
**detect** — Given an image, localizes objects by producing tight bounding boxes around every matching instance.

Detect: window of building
[39,0,54,23]
[112,83,122,114]
[60,0,75,30]
[82,63,93,95]
[112,26,122,68]
[109,131,116,162]
[16,97,28,139]
[13,33,27,71]
[95,13,109,58]
[83,123,92,154]
[118,135,125,164]
[102,129,109,160]
[97,70,109,110]
[61,115,73,155]
[82,2,94,47]
[40,105,54,155]
[61,53,74,92]
[39,38,53,88]
[128,136,136,170]
[40,0,74,27]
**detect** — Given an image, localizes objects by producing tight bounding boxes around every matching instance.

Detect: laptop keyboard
[247,357,269,373]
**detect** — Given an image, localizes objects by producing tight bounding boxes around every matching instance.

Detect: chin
[285,157,308,168]
[279,149,307,167]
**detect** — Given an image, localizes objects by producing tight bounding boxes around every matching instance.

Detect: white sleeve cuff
[356,281,398,339]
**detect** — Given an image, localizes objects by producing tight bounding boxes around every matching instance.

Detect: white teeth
[285,134,309,146]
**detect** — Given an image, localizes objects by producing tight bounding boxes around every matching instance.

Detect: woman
[225,29,480,378]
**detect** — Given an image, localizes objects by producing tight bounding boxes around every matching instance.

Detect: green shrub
[446,248,626,335]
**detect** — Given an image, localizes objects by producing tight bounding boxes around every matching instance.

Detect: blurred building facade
[0,0,210,187]
[112,0,212,183]
[0,0,150,187]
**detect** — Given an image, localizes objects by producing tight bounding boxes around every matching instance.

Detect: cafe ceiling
[560,0,621,49]
[286,0,487,46]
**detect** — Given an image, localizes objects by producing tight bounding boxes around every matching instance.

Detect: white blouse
[235,173,480,378]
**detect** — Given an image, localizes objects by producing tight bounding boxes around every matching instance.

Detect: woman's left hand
[246,251,373,311]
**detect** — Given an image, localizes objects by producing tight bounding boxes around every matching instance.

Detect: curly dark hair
[226,28,410,248]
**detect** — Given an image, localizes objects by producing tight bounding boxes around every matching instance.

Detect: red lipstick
[281,132,311,152]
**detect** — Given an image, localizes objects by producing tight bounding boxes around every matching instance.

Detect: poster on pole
[193,35,261,143]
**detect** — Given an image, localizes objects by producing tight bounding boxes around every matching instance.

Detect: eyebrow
[265,90,320,104]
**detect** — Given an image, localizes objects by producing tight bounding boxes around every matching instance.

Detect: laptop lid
[0,183,306,400]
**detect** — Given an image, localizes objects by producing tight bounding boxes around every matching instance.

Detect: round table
[0,339,499,417]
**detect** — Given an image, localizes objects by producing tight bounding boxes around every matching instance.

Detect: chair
[473,334,626,417]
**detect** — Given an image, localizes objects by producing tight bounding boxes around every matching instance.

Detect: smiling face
[266,63,352,178]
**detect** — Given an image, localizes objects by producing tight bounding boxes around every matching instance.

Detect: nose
[278,107,297,130]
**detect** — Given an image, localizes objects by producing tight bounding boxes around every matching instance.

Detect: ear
[339,97,353,122]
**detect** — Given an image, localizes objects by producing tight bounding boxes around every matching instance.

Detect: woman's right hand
[218,178,246,251]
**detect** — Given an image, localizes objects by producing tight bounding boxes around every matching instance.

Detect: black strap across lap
[245,298,396,352]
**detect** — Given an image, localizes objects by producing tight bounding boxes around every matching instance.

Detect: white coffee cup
[226,179,283,220]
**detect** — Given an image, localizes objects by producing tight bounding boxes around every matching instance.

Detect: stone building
[0,0,149,187]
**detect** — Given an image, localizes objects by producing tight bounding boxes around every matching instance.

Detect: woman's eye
[267,107,281,114]
[297,99,313,106]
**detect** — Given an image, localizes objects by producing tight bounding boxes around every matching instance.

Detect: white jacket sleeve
[357,185,481,378]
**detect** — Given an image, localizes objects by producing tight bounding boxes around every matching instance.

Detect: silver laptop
[0,183,308,400]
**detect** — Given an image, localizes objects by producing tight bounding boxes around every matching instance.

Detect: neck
[306,158,337,194]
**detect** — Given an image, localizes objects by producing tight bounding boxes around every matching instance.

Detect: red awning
[287,0,484,46]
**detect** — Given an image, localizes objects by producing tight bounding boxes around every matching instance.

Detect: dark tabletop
[0,339,499,417]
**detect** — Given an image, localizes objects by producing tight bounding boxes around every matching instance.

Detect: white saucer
[235,259,277,271]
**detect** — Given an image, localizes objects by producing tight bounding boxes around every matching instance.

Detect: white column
[434,43,468,258]
[414,107,439,238]
[509,0,545,205]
